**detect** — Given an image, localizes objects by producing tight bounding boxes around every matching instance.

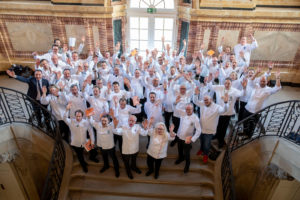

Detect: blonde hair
[154,122,168,141]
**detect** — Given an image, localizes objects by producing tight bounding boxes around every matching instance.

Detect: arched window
[130,0,175,9]
[127,0,177,56]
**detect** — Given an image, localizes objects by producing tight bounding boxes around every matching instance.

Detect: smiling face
[149,93,156,103]
[185,104,193,116]
[34,70,42,81]
[75,111,83,122]
[156,124,165,135]
[101,117,109,127]
[224,79,232,90]
[128,115,136,127]
[260,76,267,88]
[204,96,212,107]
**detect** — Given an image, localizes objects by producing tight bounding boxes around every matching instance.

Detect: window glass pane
[155,30,163,40]
[140,41,148,51]
[155,18,163,29]
[165,0,174,9]
[140,1,149,8]
[154,41,162,51]
[130,40,139,50]
[164,18,173,30]
[140,30,148,40]
[130,17,139,29]
[130,29,139,40]
[130,0,140,8]
[164,30,173,41]
[155,1,164,8]
[140,17,149,29]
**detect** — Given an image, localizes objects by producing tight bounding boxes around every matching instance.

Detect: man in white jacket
[193,93,228,163]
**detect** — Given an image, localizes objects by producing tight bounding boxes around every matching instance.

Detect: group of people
[6,34,282,179]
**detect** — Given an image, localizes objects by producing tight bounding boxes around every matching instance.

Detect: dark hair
[34,69,42,73]
[119,97,126,103]
[75,109,84,116]
[112,81,119,85]
[70,84,78,89]
[63,68,70,72]
[52,44,59,48]
[149,92,156,97]
[225,77,232,82]
[54,38,60,43]
[40,59,48,63]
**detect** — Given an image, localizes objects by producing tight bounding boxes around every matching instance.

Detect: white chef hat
[69,37,76,47]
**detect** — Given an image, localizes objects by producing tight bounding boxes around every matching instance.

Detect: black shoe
[115,171,120,178]
[184,166,189,174]
[132,167,141,174]
[175,159,184,165]
[82,165,88,173]
[154,174,159,179]
[170,140,176,147]
[128,174,134,179]
[90,158,99,163]
[145,170,153,176]
[100,166,109,173]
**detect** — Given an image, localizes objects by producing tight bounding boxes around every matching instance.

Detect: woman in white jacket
[146,122,176,179]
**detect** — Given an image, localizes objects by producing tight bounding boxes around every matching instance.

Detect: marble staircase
[67,137,217,200]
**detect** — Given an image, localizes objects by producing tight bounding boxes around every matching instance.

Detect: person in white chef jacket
[63,103,94,173]
[145,122,176,179]
[114,115,148,179]
[89,114,120,178]
[173,103,201,173]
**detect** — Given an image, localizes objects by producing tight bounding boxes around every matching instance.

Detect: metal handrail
[0,86,65,200]
[221,100,300,200]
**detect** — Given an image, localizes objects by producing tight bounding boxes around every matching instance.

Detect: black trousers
[122,152,139,177]
[243,109,261,138]
[72,146,86,169]
[164,111,173,132]
[32,101,50,128]
[171,116,181,145]
[58,120,70,143]
[177,139,192,169]
[216,115,232,146]
[101,147,119,173]
[238,101,247,122]
[114,134,123,154]
[147,154,163,176]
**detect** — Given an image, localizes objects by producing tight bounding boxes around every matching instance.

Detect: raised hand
[6,70,15,78]
[194,86,200,95]
[42,86,47,94]
[132,96,140,106]
[221,92,229,103]
[175,95,181,104]
[142,119,148,129]
[242,78,248,89]
[268,61,274,70]
[109,108,115,117]
[81,36,86,43]
[66,102,72,110]
[275,69,280,79]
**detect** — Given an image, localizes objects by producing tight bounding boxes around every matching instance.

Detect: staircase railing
[0,87,65,200]
[221,100,300,200]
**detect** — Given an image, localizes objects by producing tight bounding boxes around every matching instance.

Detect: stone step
[73,154,215,175]
[68,192,179,200]
[68,176,214,200]
[70,164,214,186]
